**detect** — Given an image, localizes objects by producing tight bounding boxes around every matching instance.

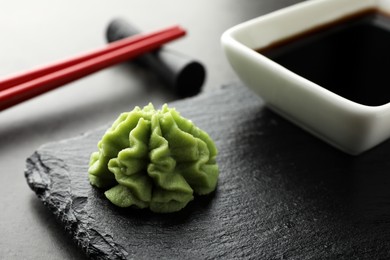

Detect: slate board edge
[25,130,129,260]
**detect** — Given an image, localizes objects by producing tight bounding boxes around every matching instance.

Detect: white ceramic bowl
[221,0,390,155]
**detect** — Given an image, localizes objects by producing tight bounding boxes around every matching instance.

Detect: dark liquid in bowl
[258,9,390,106]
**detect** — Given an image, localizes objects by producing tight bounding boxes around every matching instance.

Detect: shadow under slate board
[25,84,390,259]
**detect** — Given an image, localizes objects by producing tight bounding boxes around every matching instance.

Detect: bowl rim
[221,0,390,112]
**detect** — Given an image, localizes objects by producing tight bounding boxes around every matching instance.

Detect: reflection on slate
[25,84,390,259]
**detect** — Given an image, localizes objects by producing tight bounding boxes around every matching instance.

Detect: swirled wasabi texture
[88,103,219,213]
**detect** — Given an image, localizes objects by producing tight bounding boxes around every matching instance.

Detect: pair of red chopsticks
[0,25,186,111]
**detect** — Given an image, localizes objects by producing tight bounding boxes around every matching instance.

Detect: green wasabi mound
[88,103,219,213]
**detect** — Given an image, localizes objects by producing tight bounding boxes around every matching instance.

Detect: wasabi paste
[88,103,219,213]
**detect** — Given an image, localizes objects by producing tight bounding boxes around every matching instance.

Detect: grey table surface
[0,0,305,259]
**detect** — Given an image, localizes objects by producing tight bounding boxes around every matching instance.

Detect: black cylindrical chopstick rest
[106,18,206,97]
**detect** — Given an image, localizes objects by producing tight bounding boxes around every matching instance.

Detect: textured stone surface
[26,84,390,259]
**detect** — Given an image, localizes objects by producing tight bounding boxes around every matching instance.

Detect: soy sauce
[258,9,390,106]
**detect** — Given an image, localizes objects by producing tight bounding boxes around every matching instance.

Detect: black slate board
[26,84,390,259]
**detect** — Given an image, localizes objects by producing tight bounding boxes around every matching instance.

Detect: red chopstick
[0,25,186,111]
